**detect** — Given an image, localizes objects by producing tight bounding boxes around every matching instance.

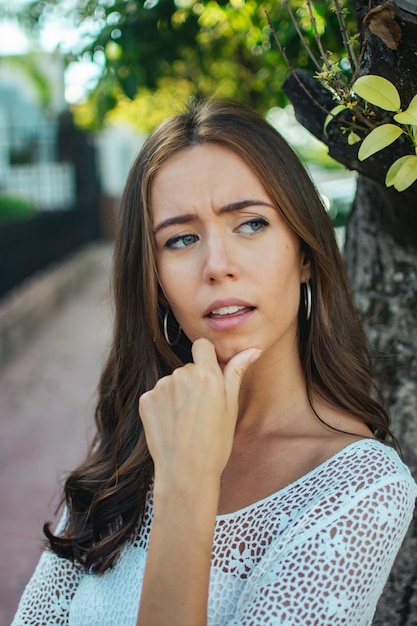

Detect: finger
[223,348,262,407]
[191,337,218,366]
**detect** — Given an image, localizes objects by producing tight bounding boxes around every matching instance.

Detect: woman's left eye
[165,233,198,250]
[237,218,269,234]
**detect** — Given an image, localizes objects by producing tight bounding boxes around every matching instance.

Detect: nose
[202,232,238,283]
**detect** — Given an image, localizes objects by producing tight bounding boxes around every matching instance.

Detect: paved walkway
[0,244,113,625]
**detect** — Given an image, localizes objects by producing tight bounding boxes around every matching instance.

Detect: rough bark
[282,1,417,623]
[345,177,417,624]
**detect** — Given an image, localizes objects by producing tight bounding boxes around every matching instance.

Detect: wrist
[153,472,221,519]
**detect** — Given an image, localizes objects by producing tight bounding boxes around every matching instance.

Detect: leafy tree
[280,1,417,622]
[18,0,353,130]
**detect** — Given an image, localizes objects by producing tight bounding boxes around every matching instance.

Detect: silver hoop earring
[163,310,182,346]
[304,281,312,321]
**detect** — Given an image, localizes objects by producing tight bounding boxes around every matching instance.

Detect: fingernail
[249,349,262,364]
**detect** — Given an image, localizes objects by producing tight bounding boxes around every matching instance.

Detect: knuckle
[198,366,221,389]
[233,365,246,379]
[171,367,186,383]
[139,387,154,404]
[154,374,171,390]
[139,389,150,405]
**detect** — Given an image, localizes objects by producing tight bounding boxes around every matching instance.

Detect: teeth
[211,305,246,316]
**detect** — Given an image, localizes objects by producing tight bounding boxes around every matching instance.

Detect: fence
[2,162,76,211]
[0,113,101,297]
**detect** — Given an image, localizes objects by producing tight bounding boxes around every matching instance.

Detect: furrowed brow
[153,199,274,234]
[217,199,274,215]
[153,213,197,235]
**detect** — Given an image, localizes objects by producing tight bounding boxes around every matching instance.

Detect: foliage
[324,74,417,192]
[0,194,36,222]
[1,54,54,111]
[18,0,352,130]
[273,1,417,192]
[22,55,54,110]
[352,75,417,191]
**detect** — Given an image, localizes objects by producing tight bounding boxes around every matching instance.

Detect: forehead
[150,143,270,218]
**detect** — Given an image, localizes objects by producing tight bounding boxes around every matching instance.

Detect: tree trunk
[345,177,417,624]
[282,1,417,622]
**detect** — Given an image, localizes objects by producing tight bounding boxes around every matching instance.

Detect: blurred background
[0,1,357,623]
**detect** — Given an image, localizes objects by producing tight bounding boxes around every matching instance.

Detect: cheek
[158,261,190,317]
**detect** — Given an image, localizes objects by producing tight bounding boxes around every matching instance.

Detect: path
[0,244,113,625]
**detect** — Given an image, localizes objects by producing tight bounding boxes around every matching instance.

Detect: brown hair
[45,97,394,573]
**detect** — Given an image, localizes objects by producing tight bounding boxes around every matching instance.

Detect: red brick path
[0,246,113,625]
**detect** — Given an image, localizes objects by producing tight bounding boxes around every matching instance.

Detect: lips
[204,300,255,320]
[204,301,255,332]
[210,305,247,316]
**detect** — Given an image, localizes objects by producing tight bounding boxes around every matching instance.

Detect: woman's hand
[139,338,261,489]
[137,339,261,626]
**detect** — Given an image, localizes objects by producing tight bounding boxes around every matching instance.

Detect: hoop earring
[303,281,312,321]
[163,310,182,346]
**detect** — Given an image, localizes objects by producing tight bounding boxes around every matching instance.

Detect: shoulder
[291,438,417,517]
[332,438,415,485]
[278,439,417,547]
[318,438,416,493]
[316,438,417,516]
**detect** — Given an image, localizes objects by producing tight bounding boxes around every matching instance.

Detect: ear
[300,250,312,283]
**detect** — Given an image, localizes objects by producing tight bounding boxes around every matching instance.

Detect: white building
[0,52,75,210]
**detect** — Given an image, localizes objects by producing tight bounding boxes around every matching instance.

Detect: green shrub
[0,194,36,222]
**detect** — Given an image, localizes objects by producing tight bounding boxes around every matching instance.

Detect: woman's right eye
[165,233,198,250]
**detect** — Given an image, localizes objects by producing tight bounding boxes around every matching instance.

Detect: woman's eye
[165,233,198,250]
[238,218,269,234]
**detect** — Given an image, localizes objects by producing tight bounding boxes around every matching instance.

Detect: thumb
[223,348,262,408]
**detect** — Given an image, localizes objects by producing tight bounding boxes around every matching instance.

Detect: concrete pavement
[0,243,113,625]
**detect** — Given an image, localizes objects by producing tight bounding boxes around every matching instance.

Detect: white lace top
[12,439,417,626]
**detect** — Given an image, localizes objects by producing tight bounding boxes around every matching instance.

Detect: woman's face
[151,143,310,367]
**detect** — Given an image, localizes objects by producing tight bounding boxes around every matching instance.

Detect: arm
[137,467,220,626]
[228,475,416,625]
[136,339,260,626]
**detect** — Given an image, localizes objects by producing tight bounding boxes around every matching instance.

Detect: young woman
[12,99,416,626]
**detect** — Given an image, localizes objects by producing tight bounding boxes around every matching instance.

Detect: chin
[214,341,253,367]
[212,345,235,366]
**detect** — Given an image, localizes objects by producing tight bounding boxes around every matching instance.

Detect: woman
[12,98,416,625]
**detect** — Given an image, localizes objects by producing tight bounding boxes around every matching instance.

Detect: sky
[0,3,101,104]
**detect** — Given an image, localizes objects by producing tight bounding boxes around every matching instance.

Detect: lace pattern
[12,439,417,626]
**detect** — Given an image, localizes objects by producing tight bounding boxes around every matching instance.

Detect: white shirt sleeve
[11,512,82,626]
[228,474,416,625]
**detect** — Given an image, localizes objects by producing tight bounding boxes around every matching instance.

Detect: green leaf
[358,124,403,160]
[324,104,347,134]
[348,131,361,145]
[394,94,417,125]
[352,75,401,112]
[386,155,417,191]
[386,155,410,187]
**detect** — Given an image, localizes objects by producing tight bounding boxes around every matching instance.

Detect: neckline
[215,437,384,521]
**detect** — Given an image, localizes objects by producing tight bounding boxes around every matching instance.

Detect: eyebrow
[153,199,274,235]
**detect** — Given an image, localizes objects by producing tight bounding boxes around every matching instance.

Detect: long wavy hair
[45,98,394,573]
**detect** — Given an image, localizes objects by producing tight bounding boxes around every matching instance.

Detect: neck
[236,339,311,435]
